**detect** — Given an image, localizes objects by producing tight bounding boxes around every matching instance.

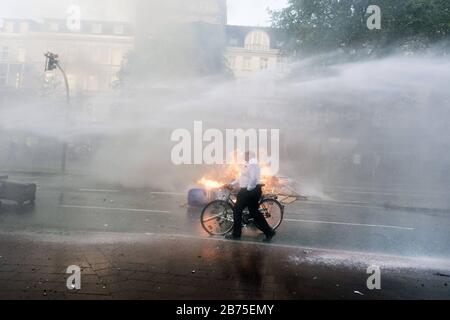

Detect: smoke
[3,52,450,201]
[0,1,449,203]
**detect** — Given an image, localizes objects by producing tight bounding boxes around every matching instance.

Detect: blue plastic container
[187,188,208,207]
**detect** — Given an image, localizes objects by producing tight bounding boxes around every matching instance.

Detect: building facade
[0,1,281,98]
[225,25,281,78]
[136,0,226,32]
[0,18,134,96]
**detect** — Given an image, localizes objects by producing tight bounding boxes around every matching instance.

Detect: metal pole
[57,63,70,173]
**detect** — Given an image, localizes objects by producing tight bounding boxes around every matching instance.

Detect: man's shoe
[225,234,241,241]
[263,230,276,243]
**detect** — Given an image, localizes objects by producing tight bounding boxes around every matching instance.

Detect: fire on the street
[197,178,225,190]
[196,163,305,205]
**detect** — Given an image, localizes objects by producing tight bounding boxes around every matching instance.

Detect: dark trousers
[232,186,273,238]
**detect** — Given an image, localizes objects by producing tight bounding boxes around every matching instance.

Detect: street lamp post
[44,52,70,173]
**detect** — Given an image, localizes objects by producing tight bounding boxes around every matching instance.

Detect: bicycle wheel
[201,200,234,236]
[259,198,284,230]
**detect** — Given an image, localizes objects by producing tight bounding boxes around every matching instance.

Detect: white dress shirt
[232,158,261,191]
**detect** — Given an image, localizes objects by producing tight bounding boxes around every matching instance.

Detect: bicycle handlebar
[222,184,234,191]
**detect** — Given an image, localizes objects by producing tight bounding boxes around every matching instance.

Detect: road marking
[149,192,185,196]
[323,184,448,197]
[60,205,170,214]
[285,218,414,231]
[300,201,386,210]
[79,189,120,193]
[324,188,445,199]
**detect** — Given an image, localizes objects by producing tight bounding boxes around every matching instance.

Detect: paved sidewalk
[0,231,449,300]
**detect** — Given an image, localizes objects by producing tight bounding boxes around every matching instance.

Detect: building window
[243,57,252,70]
[18,48,26,62]
[0,64,7,86]
[260,57,269,69]
[111,49,121,65]
[14,72,22,88]
[92,23,103,34]
[19,22,29,33]
[4,21,14,33]
[228,57,236,69]
[113,25,125,35]
[9,64,23,88]
[244,30,271,51]
[0,47,8,61]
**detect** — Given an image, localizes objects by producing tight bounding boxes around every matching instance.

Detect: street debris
[0,175,37,206]
[288,255,302,265]
[434,272,450,278]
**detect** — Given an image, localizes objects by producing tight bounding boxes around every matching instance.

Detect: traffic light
[44,52,59,71]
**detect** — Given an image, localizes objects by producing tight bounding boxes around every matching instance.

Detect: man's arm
[229,179,239,188]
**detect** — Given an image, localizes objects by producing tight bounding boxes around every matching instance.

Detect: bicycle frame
[200,186,285,235]
[220,188,280,208]
[218,189,283,226]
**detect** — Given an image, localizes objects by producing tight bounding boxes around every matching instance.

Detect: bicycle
[200,185,285,236]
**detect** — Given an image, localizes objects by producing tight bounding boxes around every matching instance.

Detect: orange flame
[197,178,224,190]
[197,161,285,192]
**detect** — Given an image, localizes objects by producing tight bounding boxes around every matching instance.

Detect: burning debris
[188,163,307,207]
[197,178,224,190]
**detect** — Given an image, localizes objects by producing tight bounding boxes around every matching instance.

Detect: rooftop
[0,18,133,37]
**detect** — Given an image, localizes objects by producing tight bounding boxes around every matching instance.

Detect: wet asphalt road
[0,173,450,260]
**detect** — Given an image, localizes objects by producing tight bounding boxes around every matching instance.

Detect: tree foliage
[271,0,450,57]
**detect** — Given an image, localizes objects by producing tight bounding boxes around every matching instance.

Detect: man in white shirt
[226,151,276,242]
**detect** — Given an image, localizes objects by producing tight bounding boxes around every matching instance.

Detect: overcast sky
[227,0,288,26]
[0,0,288,26]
